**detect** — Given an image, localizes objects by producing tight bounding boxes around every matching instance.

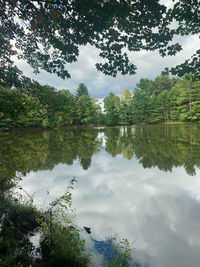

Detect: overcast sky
[14,33,200,99]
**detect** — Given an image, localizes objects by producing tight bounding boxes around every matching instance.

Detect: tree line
[0,80,103,129]
[132,73,200,124]
[0,73,200,130]
[104,73,200,125]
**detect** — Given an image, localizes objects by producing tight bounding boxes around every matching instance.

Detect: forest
[0,73,200,130]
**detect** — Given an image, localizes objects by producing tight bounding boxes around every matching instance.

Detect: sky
[12,1,200,99]
[14,34,200,99]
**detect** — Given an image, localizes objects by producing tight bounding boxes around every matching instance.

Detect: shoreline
[1,121,199,133]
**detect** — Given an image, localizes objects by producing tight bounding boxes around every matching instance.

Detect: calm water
[1,124,200,266]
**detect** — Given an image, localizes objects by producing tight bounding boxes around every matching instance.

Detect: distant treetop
[75,83,89,98]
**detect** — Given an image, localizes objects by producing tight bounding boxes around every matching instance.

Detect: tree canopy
[0,0,199,85]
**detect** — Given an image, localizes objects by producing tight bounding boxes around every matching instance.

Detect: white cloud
[13,33,200,99]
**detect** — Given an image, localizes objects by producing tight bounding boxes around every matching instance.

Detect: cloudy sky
[13,1,200,100]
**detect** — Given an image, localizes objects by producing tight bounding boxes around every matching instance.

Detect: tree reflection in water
[0,124,200,177]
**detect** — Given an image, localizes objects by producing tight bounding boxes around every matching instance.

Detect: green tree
[136,78,153,96]
[148,94,162,123]
[151,75,175,95]
[120,90,133,124]
[176,75,200,121]
[188,80,200,121]
[17,93,48,127]
[104,93,120,125]
[132,89,150,124]
[75,83,89,98]
[57,89,76,126]
[176,75,193,121]
[168,86,179,121]
[0,87,25,121]
[76,95,94,125]
[158,90,171,122]
[132,74,190,124]
[92,97,103,125]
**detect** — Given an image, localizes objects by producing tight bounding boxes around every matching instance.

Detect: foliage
[165,0,200,77]
[119,90,133,125]
[37,178,90,267]
[0,161,89,267]
[132,89,150,123]
[75,83,89,98]
[0,81,102,129]
[0,0,199,85]
[0,166,40,266]
[105,238,133,267]
[76,95,94,125]
[132,74,200,124]
[92,97,104,125]
[104,93,121,125]
[1,73,200,131]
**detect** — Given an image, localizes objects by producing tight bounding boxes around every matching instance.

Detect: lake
[1,124,200,267]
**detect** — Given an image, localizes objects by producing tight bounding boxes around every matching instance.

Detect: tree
[136,78,153,96]
[120,90,133,124]
[104,93,120,125]
[1,0,199,86]
[132,89,150,123]
[75,83,89,98]
[120,89,132,104]
[176,74,200,121]
[148,94,161,123]
[75,83,94,125]
[75,94,94,125]
[151,75,175,95]
[132,73,200,124]
[58,89,76,125]
[91,97,103,125]
[157,90,171,122]
[165,0,200,77]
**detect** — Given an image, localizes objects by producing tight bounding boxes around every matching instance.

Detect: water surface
[1,125,200,266]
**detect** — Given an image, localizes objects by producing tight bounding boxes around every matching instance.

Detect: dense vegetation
[103,73,200,125]
[1,74,200,130]
[103,74,200,125]
[132,73,200,124]
[0,80,103,129]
